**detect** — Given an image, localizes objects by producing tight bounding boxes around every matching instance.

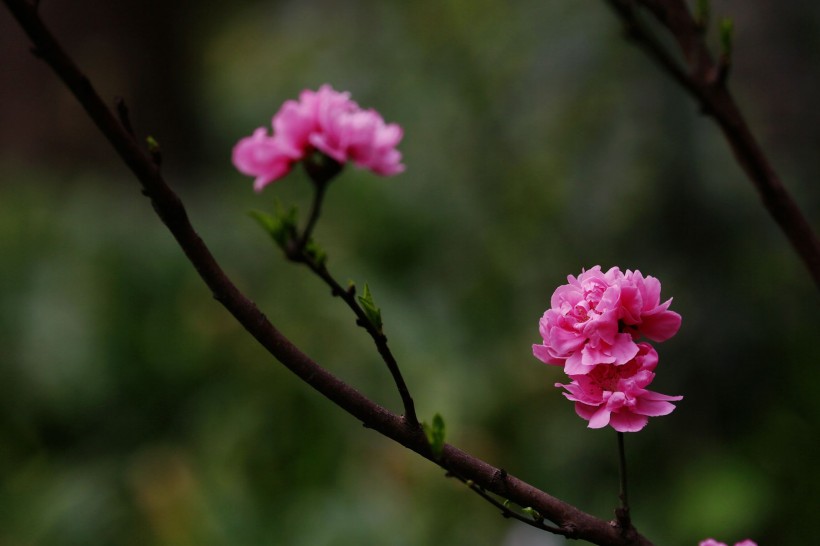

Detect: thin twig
[297,177,328,251]
[604,0,820,289]
[294,245,419,427]
[1,1,654,543]
[448,473,566,536]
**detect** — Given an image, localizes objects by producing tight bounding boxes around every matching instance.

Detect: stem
[300,255,419,427]
[298,177,328,251]
[616,431,632,531]
[292,171,418,427]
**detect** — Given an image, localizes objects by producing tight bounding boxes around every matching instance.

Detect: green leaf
[357,283,383,332]
[248,200,299,249]
[248,209,276,232]
[422,413,446,458]
[304,238,327,266]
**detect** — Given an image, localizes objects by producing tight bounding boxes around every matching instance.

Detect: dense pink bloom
[532,266,681,375]
[232,85,404,191]
[555,343,682,432]
[698,538,757,546]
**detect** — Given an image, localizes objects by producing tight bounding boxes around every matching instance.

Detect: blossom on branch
[555,342,682,432]
[233,84,404,191]
[532,266,681,375]
[534,266,682,432]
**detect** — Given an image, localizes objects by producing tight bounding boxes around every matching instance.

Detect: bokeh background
[1,1,818,544]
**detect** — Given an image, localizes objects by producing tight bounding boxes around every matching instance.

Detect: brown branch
[289,243,419,428]
[605,0,820,289]
[2,0,653,544]
[448,472,565,535]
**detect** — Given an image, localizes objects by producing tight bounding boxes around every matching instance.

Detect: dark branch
[448,473,566,536]
[290,241,419,428]
[604,0,820,289]
[2,0,653,543]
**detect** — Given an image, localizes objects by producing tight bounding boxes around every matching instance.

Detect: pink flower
[232,128,297,192]
[532,266,680,375]
[555,343,682,432]
[698,538,757,546]
[619,269,682,342]
[233,85,404,191]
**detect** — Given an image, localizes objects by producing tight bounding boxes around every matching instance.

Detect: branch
[604,0,820,289]
[448,472,565,535]
[290,242,419,428]
[2,0,653,544]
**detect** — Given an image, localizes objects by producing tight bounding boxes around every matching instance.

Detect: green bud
[304,238,328,266]
[146,135,160,152]
[422,413,446,458]
[522,507,542,520]
[248,204,298,249]
[357,283,383,332]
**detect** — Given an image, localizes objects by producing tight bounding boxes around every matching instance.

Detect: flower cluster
[233,85,404,191]
[533,266,682,432]
[698,538,757,546]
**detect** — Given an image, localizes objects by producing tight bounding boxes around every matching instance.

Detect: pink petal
[532,344,563,366]
[639,307,682,341]
[608,333,640,364]
[609,411,649,432]
[232,128,294,191]
[586,405,611,429]
[633,396,679,417]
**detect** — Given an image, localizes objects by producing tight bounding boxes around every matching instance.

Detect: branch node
[115,97,135,137]
[492,468,509,495]
[710,54,731,87]
[561,522,579,539]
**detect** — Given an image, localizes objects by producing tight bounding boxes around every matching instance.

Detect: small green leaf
[502,499,511,509]
[422,413,446,458]
[248,204,298,249]
[248,209,276,232]
[522,507,541,520]
[719,17,734,56]
[304,238,327,266]
[357,283,383,332]
[273,198,299,232]
[146,135,160,152]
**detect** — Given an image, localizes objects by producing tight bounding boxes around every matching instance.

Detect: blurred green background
[1,1,818,544]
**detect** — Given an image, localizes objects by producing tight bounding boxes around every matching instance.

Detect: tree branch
[2,0,653,543]
[289,242,419,428]
[604,0,820,289]
[448,472,565,535]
